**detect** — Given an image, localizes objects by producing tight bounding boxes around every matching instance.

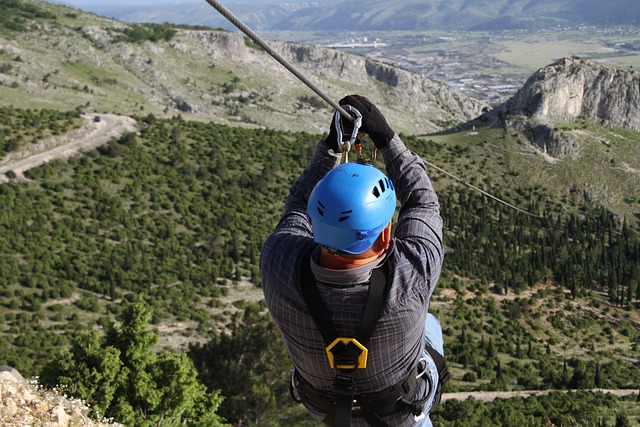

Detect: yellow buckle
[325,337,368,369]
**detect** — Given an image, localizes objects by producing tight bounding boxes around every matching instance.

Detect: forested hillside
[0,107,638,425]
[0,0,638,426]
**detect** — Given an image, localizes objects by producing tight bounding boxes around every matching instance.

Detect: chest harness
[291,260,450,427]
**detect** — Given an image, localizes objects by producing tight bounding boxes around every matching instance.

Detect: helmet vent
[338,210,352,222]
[372,179,388,198]
[317,201,325,217]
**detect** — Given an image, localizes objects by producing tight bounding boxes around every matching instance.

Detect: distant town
[295,26,640,105]
[344,34,522,104]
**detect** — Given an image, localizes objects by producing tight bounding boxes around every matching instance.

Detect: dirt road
[441,388,638,403]
[0,113,138,183]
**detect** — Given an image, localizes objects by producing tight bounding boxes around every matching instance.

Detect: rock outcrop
[269,40,487,133]
[1,12,485,136]
[164,31,486,134]
[481,57,640,157]
[0,366,122,427]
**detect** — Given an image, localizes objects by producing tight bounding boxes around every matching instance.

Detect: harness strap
[296,256,445,426]
[292,365,421,427]
[300,261,387,346]
[300,259,388,427]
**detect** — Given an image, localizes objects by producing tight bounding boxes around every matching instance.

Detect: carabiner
[333,106,362,164]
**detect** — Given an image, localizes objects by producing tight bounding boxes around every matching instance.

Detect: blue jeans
[413,313,444,427]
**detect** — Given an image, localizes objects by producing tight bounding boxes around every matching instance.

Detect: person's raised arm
[274,116,343,236]
[337,95,443,274]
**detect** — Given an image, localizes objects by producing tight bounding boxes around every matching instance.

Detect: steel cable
[204,0,353,122]
[203,0,542,218]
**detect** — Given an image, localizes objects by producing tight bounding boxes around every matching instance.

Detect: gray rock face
[482,57,640,157]
[269,39,487,133]
[174,31,486,130]
[509,58,640,129]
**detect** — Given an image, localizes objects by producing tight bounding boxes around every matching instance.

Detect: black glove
[338,95,395,149]
[325,95,395,150]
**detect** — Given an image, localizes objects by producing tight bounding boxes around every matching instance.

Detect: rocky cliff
[481,57,640,157]
[0,0,485,136]
[268,39,486,132]
[162,30,486,133]
[0,366,122,427]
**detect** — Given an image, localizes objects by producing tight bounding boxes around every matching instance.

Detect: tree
[41,296,228,426]
[189,302,293,426]
[41,330,123,417]
[569,359,592,389]
[615,412,631,427]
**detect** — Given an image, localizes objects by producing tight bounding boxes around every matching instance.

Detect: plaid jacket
[261,134,444,426]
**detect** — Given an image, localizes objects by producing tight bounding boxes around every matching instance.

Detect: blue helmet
[307,163,396,254]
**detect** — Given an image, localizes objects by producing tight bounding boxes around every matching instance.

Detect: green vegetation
[0,111,315,376]
[0,107,637,425]
[439,187,638,303]
[111,23,177,44]
[188,302,306,426]
[0,0,56,34]
[0,107,80,157]
[41,295,228,426]
[433,391,635,426]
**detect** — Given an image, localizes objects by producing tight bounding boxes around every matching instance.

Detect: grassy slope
[420,122,640,228]
[1,1,483,137]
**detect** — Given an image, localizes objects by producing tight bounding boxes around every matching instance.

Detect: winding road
[0,113,138,183]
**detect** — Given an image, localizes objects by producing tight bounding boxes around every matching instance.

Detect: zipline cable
[203,0,352,122]
[422,159,542,218]
[203,0,542,218]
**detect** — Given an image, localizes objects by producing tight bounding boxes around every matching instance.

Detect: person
[261,95,447,427]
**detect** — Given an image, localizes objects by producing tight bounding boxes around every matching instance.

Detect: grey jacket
[261,134,443,426]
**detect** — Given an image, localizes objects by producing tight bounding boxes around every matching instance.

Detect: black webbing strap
[292,364,420,427]
[300,262,387,347]
[300,259,388,427]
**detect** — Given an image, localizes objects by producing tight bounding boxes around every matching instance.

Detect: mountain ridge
[478,57,640,157]
[0,0,485,135]
[55,0,640,32]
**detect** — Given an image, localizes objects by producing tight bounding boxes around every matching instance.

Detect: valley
[265,26,640,104]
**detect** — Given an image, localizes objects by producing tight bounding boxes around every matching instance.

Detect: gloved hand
[325,95,395,150]
[339,95,395,149]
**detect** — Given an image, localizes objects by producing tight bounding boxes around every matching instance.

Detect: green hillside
[0,108,638,425]
[0,0,483,137]
[0,0,638,426]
